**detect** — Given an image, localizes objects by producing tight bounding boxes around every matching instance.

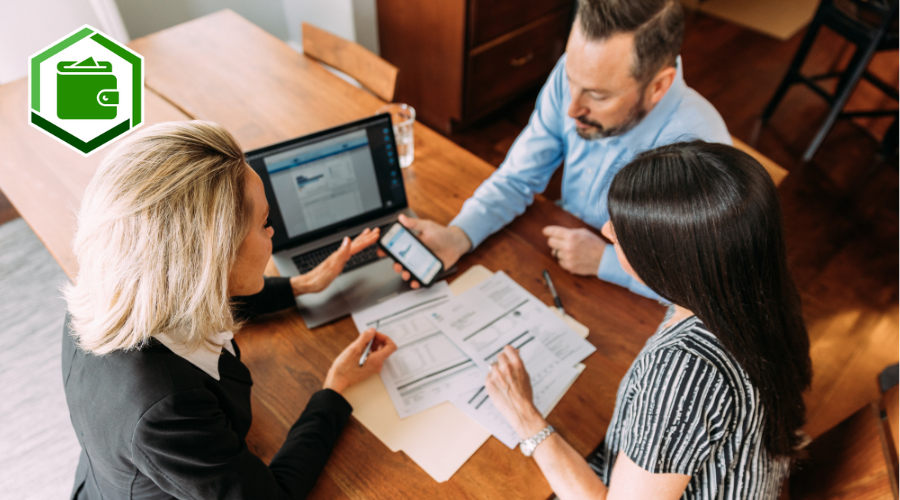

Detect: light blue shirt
[450,54,731,300]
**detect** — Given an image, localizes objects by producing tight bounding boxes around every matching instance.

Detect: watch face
[520,441,535,457]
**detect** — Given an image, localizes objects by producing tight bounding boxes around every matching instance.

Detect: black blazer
[62,278,352,500]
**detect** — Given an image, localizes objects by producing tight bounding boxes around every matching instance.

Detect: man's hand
[290,228,380,295]
[377,214,472,289]
[543,226,606,276]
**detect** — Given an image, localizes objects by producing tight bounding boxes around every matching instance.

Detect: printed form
[449,363,586,448]
[427,272,596,447]
[351,282,482,418]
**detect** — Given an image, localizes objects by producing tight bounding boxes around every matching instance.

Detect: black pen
[542,269,565,315]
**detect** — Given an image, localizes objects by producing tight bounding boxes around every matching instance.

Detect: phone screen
[380,223,442,285]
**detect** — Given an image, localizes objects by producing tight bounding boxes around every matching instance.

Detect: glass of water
[376,103,415,168]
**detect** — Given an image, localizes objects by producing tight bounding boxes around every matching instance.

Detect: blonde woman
[62,121,396,500]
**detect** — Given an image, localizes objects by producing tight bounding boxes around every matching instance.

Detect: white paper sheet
[351,281,481,418]
[342,265,594,482]
[428,271,596,371]
[343,266,498,483]
[429,271,596,447]
[451,363,587,448]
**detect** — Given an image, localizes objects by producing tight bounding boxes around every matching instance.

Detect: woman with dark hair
[485,140,812,499]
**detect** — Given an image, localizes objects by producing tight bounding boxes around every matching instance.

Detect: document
[351,282,481,418]
[429,271,596,447]
[428,271,596,371]
[342,265,594,482]
[451,363,586,448]
[292,154,365,231]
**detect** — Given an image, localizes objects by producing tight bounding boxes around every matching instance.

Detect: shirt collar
[155,330,235,380]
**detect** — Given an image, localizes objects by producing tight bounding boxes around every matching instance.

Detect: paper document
[351,282,481,418]
[451,363,586,448]
[430,271,596,447]
[342,265,594,481]
[428,271,596,370]
[343,265,498,483]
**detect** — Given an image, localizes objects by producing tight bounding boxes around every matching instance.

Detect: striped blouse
[588,307,789,499]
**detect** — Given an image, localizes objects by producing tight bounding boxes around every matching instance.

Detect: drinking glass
[376,103,415,168]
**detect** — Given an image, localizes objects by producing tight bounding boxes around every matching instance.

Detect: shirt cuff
[597,244,664,302]
[449,209,492,250]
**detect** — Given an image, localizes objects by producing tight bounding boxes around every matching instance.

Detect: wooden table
[0,10,665,499]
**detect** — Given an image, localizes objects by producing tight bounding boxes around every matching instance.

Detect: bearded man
[392,0,730,299]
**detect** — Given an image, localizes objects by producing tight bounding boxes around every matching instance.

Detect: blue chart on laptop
[295,174,324,190]
[264,130,383,237]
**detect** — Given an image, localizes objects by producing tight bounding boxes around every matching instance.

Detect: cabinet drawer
[469,0,571,48]
[465,9,569,118]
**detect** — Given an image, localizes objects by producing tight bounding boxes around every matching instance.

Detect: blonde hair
[65,121,251,354]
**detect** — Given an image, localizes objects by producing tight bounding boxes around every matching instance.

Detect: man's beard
[575,96,648,141]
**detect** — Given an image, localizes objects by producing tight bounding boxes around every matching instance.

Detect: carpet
[0,218,80,499]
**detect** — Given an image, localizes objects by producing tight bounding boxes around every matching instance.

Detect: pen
[542,269,565,316]
[359,319,379,367]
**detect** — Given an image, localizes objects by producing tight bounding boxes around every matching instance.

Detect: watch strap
[520,425,556,457]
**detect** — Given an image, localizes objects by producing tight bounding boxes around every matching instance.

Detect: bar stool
[760,0,899,162]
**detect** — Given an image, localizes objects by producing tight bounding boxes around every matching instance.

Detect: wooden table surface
[0,10,665,499]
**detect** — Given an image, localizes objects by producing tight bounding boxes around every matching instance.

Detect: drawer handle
[510,52,535,67]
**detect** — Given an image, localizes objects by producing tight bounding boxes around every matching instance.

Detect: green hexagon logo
[29,25,144,156]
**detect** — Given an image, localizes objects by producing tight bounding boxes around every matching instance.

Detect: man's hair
[576,0,684,83]
[65,121,252,354]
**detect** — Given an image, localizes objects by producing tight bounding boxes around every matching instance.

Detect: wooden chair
[732,135,789,187]
[786,366,899,499]
[301,22,398,103]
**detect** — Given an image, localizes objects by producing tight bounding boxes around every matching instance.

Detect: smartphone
[379,222,444,287]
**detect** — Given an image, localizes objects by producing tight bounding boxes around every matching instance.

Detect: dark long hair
[607,140,812,458]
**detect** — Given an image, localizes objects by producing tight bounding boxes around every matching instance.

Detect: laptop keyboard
[291,239,383,275]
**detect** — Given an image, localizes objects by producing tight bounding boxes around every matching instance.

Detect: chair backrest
[301,22,398,103]
[731,136,789,187]
[786,369,899,500]
[788,400,896,499]
[881,382,899,496]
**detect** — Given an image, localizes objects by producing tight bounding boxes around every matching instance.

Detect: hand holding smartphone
[378,221,444,287]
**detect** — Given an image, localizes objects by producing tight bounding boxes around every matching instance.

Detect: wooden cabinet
[377,0,572,133]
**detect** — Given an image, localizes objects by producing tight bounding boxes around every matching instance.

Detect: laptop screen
[246,114,407,252]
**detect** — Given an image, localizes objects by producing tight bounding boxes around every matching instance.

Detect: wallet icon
[57,57,119,120]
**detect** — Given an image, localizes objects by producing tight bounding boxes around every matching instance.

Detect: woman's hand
[323,328,397,395]
[290,228,380,295]
[485,345,548,439]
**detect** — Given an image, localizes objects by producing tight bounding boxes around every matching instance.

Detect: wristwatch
[519,425,556,457]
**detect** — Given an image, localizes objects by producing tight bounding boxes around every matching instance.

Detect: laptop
[246,114,415,328]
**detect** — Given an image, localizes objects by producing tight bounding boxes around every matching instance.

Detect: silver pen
[358,319,379,366]
[542,269,565,315]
